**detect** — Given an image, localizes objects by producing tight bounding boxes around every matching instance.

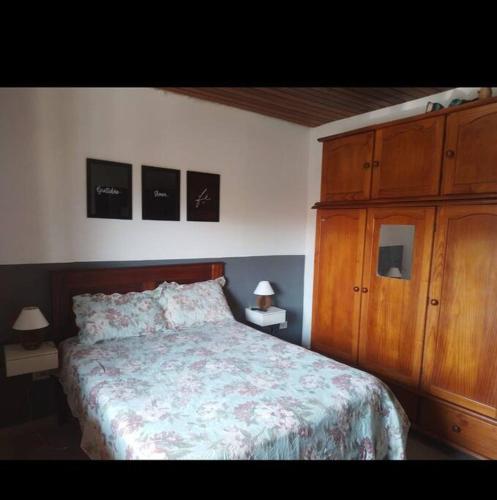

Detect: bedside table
[245,306,286,328]
[4,341,58,378]
[1,341,60,427]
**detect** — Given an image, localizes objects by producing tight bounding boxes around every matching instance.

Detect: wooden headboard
[50,262,224,343]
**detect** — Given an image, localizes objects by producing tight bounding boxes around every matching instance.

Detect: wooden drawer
[419,398,497,459]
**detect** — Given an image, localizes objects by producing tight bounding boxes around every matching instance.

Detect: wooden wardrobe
[311,96,497,459]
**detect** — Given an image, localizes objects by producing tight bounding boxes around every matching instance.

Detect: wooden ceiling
[164,87,452,127]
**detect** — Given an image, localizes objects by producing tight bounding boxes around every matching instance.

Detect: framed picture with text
[187,171,220,222]
[142,165,180,221]
[86,158,132,219]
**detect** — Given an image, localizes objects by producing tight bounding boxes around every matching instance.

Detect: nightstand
[1,341,60,427]
[4,341,58,378]
[245,306,287,328]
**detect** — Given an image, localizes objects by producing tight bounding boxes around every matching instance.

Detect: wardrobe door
[371,116,444,199]
[311,209,367,364]
[321,132,374,202]
[422,205,497,418]
[442,102,497,194]
[358,207,435,388]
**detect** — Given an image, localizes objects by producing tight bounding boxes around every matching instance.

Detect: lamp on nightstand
[12,306,49,350]
[253,281,275,311]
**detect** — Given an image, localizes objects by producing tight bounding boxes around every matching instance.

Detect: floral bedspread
[59,320,409,460]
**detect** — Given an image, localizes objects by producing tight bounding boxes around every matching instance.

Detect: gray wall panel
[0,255,304,346]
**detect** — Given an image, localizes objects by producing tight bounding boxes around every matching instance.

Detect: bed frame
[50,262,224,343]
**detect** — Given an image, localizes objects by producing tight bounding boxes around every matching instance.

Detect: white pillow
[73,284,168,345]
[156,277,233,329]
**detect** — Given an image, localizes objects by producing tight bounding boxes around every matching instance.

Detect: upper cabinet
[371,117,444,198]
[321,131,374,201]
[318,99,497,204]
[442,102,497,195]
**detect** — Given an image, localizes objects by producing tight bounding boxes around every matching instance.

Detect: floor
[0,416,88,460]
[0,415,473,460]
[407,430,471,460]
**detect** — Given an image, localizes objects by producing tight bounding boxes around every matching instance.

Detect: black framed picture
[87,158,132,219]
[141,165,180,221]
[187,171,220,222]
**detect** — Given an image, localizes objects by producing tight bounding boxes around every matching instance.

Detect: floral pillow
[73,285,168,346]
[156,276,234,329]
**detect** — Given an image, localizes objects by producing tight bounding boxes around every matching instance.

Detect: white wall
[0,88,309,265]
[301,87,497,347]
[4,86,496,346]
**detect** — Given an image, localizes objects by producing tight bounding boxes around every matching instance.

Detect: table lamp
[386,267,402,278]
[12,306,49,350]
[253,281,275,311]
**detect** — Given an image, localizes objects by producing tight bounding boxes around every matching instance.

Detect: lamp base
[18,331,44,350]
[255,295,272,311]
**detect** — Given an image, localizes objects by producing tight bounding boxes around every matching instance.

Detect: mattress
[59,319,409,459]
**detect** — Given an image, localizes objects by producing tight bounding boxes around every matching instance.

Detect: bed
[52,263,409,460]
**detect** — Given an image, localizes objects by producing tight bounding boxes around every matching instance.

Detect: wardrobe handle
[362,287,368,293]
[430,299,439,306]
[446,150,455,158]
[372,160,380,168]
[363,162,371,169]
[452,425,461,433]
[353,286,360,292]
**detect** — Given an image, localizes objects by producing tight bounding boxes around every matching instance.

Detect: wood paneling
[442,102,497,194]
[321,131,374,201]
[358,207,435,388]
[371,116,445,198]
[422,205,497,418]
[164,88,451,127]
[311,209,366,363]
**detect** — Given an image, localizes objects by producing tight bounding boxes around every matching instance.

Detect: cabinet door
[371,117,444,199]
[421,205,497,418]
[311,209,366,364]
[358,207,435,387]
[321,132,374,202]
[442,102,497,195]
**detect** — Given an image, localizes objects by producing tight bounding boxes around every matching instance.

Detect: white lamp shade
[386,267,402,278]
[253,281,275,296]
[12,307,49,331]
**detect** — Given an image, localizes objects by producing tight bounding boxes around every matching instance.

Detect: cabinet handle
[363,162,371,169]
[353,286,360,292]
[452,424,461,433]
[362,287,368,293]
[372,160,380,168]
[446,150,455,158]
[430,299,439,306]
